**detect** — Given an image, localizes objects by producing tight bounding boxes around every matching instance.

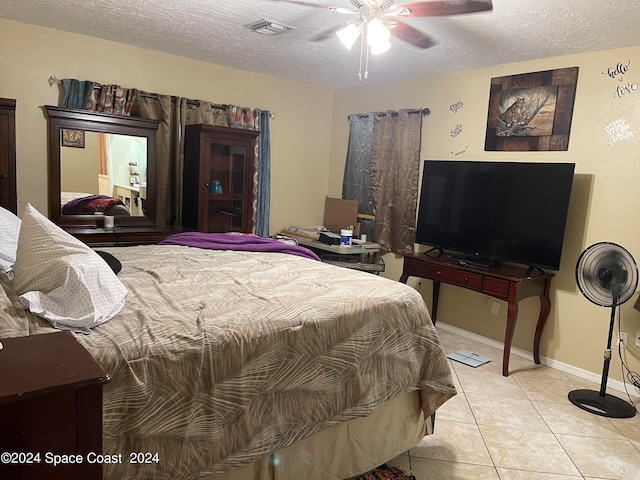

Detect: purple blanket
[62,194,127,215]
[158,232,320,261]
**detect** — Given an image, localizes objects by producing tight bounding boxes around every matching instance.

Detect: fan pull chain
[364,43,370,80]
[358,29,366,81]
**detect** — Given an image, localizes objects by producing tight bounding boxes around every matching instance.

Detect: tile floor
[387,326,640,480]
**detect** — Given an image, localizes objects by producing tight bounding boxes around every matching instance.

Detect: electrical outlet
[490,300,500,315]
[482,296,491,310]
[619,332,628,347]
[635,331,640,347]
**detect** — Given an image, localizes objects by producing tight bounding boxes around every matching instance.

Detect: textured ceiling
[1,0,640,89]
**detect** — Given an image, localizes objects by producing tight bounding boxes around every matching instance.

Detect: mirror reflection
[60,131,147,217]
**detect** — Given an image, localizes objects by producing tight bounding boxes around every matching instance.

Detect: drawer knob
[436,270,442,276]
[464,276,469,283]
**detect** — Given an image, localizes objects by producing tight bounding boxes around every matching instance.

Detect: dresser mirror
[45,106,160,228]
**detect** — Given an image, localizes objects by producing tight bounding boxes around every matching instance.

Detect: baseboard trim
[436,321,637,397]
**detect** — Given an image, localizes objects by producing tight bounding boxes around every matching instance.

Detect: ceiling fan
[267,0,494,80]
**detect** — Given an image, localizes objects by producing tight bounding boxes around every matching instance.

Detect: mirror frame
[45,106,160,228]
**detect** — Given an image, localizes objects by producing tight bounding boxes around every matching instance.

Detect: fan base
[568,389,636,418]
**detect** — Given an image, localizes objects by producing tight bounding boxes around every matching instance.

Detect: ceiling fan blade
[311,21,355,41]
[390,0,493,17]
[388,19,436,49]
[266,0,357,14]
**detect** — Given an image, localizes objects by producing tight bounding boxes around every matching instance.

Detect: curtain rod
[349,108,431,120]
[138,91,227,110]
[138,93,276,119]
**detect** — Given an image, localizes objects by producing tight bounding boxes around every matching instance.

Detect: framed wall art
[484,67,579,151]
[61,128,85,148]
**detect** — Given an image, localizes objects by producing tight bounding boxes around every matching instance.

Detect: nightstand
[0,331,110,480]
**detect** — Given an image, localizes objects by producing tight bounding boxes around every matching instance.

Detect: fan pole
[568,299,636,418]
[599,302,617,396]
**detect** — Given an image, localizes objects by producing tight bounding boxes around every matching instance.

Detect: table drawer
[482,277,510,298]
[403,257,429,277]
[425,264,483,290]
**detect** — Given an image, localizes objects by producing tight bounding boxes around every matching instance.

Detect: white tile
[466,393,550,432]
[534,400,625,438]
[455,369,527,399]
[435,390,476,424]
[408,456,500,480]
[422,327,640,480]
[479,425,580,475]
[556,433,640,478]
[411,420,493,466]
[496,468,583,479]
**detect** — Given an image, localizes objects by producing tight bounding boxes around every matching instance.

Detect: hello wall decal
[602,60,639,99]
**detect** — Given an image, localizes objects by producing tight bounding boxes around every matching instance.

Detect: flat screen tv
[415,160,575,271]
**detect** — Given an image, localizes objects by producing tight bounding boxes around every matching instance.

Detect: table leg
[533,295,551,365]
[503,300,518,376]
[431,281,441,325]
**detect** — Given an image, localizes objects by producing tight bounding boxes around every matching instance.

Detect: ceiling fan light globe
[366,18,391,54]
[336,23,361,49]
[370,39,391,55]
[367,18,390,41]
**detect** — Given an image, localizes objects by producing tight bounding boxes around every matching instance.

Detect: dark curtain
[61,79,136,115]
[342,114,375,240]
[61,79,93,109]
[230,105,259,130]
[229,105,267,235]
[343,109,423,254]
[256,111,271,237]
[131,94,181,228]
[370,110,423,254]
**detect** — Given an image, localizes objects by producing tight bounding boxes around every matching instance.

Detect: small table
[296,238,384,273]
[0,331,110,480]
[400,252,553,376]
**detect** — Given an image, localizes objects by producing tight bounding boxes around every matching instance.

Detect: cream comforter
[0,244,455,479]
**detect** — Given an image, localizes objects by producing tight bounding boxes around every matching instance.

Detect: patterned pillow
[0,206,21,275]
[13,204,128,332]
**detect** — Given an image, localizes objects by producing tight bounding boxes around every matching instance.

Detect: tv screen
[415,160,575,270]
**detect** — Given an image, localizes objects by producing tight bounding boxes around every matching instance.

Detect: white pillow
[0,205,21,274]
[13,204,127,332]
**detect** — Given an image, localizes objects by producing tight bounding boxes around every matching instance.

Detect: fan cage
[575,242,638,307]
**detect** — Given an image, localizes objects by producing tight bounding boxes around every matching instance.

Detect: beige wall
[3,17,640,381]
[60,132,99,193]
[330,46,640,381]
[0,18,334,233]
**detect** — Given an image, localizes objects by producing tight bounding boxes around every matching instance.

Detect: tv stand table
[400,253,553,376]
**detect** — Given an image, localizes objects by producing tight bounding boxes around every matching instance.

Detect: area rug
[352,464,417,480]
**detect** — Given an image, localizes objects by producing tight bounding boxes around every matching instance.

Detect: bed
[0,205,456,480]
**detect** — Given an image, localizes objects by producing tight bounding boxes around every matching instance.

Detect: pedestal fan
[569,242,638,418]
